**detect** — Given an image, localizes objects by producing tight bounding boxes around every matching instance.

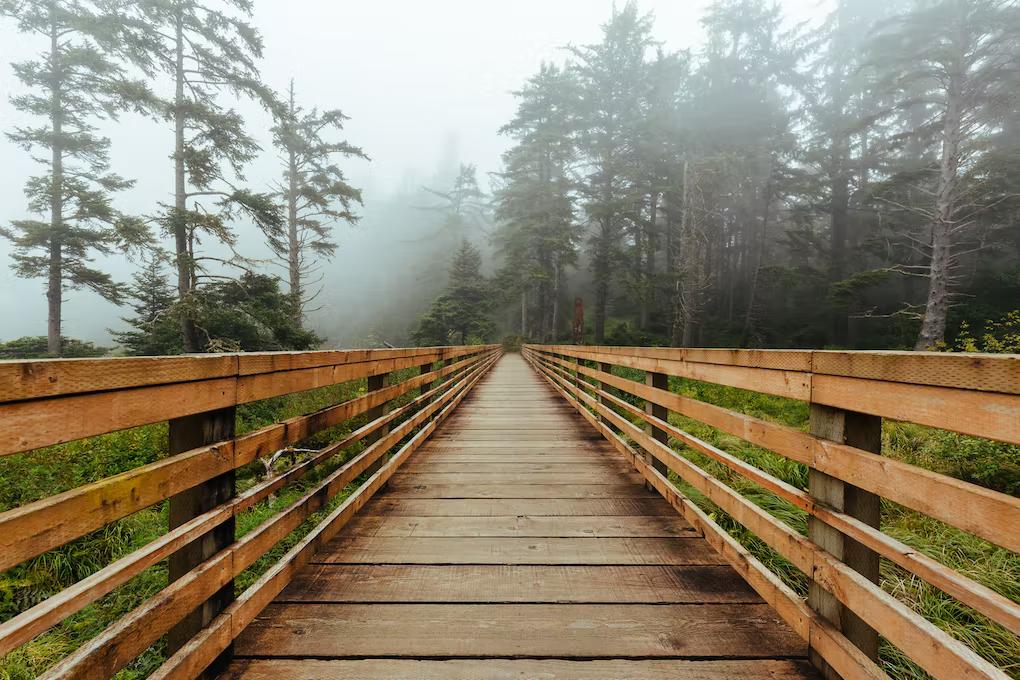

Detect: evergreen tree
[0,0,152,355]
[567,1,656,342]
[413,240,494,345]
[863,0,1020,349]
[138,0,283,352]
[194,273,321,352]
[113,260,320,354]
[800,0,899,346]
[495,62,580,341]
[270,79,368,327]
[110,252,181,356]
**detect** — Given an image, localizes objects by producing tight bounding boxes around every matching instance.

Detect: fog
[0,0,823,347]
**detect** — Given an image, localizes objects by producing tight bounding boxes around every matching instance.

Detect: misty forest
[2,0,1019,359]
[1,1,1019,680]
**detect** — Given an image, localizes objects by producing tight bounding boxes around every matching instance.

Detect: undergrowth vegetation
[0,370,438,679]
[602,365,1019,679]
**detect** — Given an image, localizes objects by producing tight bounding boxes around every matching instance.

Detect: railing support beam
[167,405,236,677]
[644,371,670,486]
[808,404,882,679]
[365,371,391,475]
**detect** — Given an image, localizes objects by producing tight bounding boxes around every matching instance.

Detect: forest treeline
[420,0,1020,352]
[3,0,1020,358]
[1,0,364,356]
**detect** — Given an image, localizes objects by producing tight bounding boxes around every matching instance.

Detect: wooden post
[365,371,391,475]
[807,404,882,679]
[597,361,614,429]
[418,360,436,409]
[644,372,670,485]
[167,406,236,677]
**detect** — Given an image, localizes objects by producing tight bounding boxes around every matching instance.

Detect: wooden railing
[523,344,1019,680]
[0,344,501,679]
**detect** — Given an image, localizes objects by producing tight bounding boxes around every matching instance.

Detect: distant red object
[572,297,584,345]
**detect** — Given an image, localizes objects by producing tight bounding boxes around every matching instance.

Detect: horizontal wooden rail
[524,344,1017,680]
[0,345,488,456]
[528,344,1020,444]
[0,345,499,678]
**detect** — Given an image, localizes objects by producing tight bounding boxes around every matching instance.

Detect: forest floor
[0,363,1017,679]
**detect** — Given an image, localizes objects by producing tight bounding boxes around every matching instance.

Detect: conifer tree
[111,251,181,356]
[270,79,367,326]
[864,0,1020,349]
[567,1,656,342]
[0,0,151,355]
[139,0,283,351]
[495,62,580,341]
[413,240,494,345]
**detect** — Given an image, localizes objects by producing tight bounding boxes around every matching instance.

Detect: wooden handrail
[524,344,1018,680]
[0,345,489,455]
[0,344,500,678]
[528,344,1020,443]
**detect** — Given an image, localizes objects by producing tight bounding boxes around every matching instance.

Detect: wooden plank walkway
[223,354,815,679]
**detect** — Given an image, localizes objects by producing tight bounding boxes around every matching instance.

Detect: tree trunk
[593,233,609,343]
[740,176,773,348]
[173,12,200,352]
[47,14,63,356]
[551,258,561,342]
[520,289,527,338]
[915,70,962,350]
[286,84,302,328]
[829,135,851,347]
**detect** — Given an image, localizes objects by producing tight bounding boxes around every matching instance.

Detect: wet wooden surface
[225,353,814,679]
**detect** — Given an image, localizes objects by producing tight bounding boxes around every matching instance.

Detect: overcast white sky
[0,0,827,343]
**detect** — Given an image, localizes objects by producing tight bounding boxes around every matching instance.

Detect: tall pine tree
[139,0,283,351]
[864,0,1020,349]
[567,1,656,342]
[1,0,151,355]
[270,79,368,327]
[495,62,580,341]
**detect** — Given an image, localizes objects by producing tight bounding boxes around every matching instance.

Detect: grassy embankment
[0,367,426,679]
[600,365,1019,679]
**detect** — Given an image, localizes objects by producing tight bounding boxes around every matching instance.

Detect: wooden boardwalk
[224,353,815,679]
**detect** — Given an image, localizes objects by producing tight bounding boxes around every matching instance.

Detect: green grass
[0,374,411,679]
[595,365,1020,679]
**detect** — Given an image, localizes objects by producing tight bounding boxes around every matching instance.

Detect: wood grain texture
[340,514,693,537]
[365,497,677,516]
[312,536,727,565]
[222,658,818,679]
[278,565,758,603]
[236,603,807,658]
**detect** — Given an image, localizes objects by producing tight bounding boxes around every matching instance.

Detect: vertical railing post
[807,404,882,678]
[418,358,436,409]
[644,372,670,484]
[365,370,391,474]
[597,361,613,428]
[167,406,236,677]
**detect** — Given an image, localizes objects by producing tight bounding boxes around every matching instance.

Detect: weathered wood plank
[235,603,807,658]
[278,565,757,603]
[312,536,728,565]
[392,471,643,484]
[222,658,818,680]
[365,498,676,516]
[378,483,654,499]
[342,514,693,537]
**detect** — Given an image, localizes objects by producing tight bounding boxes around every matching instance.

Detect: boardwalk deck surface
[224,354,815,679]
